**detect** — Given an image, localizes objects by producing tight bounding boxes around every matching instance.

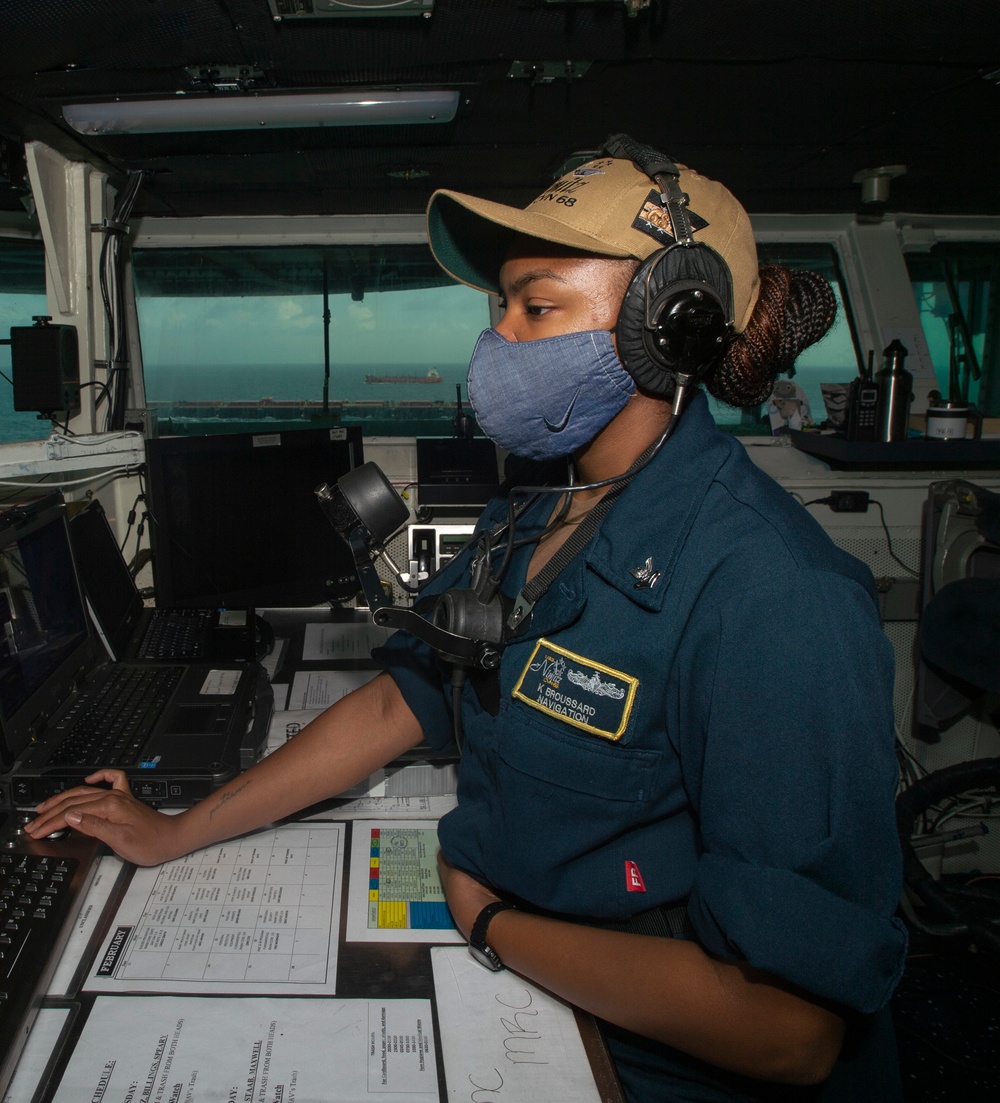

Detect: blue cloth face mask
[466,327,636,460]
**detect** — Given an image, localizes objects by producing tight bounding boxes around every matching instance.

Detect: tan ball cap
[427,152,761,332]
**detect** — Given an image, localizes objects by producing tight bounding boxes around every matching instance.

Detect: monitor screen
[416,438,500,508]
[0,495,94,766]
[144,426,363,608]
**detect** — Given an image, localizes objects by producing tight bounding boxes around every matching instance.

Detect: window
[906,244,998,416]
[132,244,490,437]
[132,240,861,439]
[0,237,50,444]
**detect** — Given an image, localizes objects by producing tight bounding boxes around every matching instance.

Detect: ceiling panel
[0,0,996,219]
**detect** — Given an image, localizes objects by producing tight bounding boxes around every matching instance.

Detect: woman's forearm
[486,908,845,1085]
[29,671,425,866]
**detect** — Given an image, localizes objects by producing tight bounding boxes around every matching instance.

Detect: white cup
[926,405,970,440]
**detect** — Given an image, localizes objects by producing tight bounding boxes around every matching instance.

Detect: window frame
[900,219,1000,418]
[128,212,958,440]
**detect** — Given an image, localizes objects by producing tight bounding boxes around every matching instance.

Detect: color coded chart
[367,827,454,931]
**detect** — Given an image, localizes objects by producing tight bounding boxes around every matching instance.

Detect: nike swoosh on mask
[543,389,580,433]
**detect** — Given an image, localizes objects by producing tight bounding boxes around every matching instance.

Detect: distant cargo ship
[365,367,442,384]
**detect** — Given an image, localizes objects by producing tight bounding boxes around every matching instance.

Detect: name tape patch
[512,638,638,741]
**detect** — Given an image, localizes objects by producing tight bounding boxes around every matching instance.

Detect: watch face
[468,942,504,972]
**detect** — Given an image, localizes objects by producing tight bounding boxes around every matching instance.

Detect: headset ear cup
[616,245,734,397]
[616,254,668,394]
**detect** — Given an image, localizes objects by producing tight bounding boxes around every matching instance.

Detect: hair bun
[778,269,837,371]
[705,265,837,408]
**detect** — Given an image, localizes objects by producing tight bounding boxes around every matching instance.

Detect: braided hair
[706,265,837,408]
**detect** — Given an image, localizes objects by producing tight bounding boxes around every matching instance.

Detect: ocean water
[144,362,472,406]
[0,403,55,442]
[0,358,855,443]
[0,361,476,442]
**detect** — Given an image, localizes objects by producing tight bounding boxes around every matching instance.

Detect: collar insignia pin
[629,557,661,589]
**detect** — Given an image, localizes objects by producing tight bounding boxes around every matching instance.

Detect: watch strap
[468,899,517,971]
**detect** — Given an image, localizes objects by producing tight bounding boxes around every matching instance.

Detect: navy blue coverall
[377,391,907,1101]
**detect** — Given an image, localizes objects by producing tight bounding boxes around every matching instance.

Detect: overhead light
[62,89,460,135]
[268,0,435,18]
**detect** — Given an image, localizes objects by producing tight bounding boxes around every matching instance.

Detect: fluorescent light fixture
[63,89,460,135]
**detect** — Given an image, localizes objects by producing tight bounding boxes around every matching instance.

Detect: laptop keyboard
[0,829,101,1097]
[47,665,184,768]
[0,852,80,1012]
[138,609,215,659]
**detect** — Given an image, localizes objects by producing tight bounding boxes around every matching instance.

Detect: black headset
[604,133,735,398]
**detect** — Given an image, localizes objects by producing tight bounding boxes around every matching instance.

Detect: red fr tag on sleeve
[625,861,646,893]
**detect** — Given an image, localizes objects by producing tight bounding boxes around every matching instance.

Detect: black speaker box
[10,322,80,413]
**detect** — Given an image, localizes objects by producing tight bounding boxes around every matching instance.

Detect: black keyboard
[139,610,214,659]
[47,665,184,768]
[0,824,101,1096]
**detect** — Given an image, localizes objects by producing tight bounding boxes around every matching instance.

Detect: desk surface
[3,608,625,1103]
[4,828,624,1103]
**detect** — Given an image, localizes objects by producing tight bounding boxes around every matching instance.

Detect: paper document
[3,1007,71,1103]
[347,821,462,944]
[264,708,325,756]
[310,762,458,820]
[50,995,438,1103]
[302,620,392,660]
[288,668,377,709]
[264,719,458,820]
[310,794,457,821]
[48,853,125,996]
[432,946,603,1102]
[85,823,345,995]
[259,636,287,683]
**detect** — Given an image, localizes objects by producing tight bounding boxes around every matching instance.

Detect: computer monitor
[144,426,364,608]
[416,438,500,509]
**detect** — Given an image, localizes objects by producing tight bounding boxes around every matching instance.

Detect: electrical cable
[802,493,919,576]
[98,170,148,431]
[895,688,927,792]
[869,497,920,576]
[0,465,137,489]
[118,490,144,555]
[480,379,691,596]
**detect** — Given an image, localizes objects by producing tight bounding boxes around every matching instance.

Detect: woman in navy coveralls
[31,142,907,1101]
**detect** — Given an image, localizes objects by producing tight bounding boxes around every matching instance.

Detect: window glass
[133,241,860,439]
[0,238,50,443]
[133,245,490,437]
[905,243,998,416]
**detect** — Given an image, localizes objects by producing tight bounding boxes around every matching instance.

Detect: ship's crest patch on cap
[632,189,709,246]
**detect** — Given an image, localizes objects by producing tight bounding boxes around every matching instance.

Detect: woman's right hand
[25,769,183,867]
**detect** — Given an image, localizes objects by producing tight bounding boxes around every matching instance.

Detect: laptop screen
[0,496,92,764]
[69,499,143,660]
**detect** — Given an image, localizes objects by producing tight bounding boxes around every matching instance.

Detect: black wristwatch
[468,900,517,972]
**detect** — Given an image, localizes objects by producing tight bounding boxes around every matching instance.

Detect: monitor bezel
[143,425,364,609]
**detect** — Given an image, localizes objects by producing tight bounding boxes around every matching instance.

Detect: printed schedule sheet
[50,995,438,1103]
[85,823,345,995]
